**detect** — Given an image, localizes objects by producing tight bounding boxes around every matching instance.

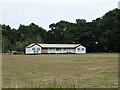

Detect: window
[37,48,40,51]
[81,48,84,51]
[32,48,35,51]
[77,48,80,51]
[63,48,66,51]
[49,48,54,51]
[32,48,40,53]
[56,48,61,51]
[56,48,59,51]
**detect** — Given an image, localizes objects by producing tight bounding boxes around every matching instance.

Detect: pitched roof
[26,43,35,47]
[39,44,80,48]
[26,43,81,48]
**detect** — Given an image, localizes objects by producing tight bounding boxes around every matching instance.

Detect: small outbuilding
[25,43,86,54]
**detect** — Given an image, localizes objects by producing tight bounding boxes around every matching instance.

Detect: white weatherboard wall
[25,43,86,54]
[26,45,41,54]
[75,46,86,54]
[48,48,75,54]
[48,48,56,53]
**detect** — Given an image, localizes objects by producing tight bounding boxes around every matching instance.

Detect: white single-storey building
[25,43,86,54]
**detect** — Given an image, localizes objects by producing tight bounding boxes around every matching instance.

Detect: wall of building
[41,49,48,53]
[75,46,86,54]
[25,44,86,54]
[47,48,75,54]
[26,45,41,54]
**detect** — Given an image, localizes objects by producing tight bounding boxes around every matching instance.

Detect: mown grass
[2,53,118,88]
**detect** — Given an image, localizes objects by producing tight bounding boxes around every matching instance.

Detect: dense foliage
[1,8,120,53]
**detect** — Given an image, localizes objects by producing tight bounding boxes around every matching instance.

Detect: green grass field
[2,53,118,88]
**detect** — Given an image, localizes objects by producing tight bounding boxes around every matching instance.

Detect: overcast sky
[0,0,119,30]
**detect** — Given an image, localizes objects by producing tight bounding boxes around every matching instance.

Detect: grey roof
[26,43,81,48]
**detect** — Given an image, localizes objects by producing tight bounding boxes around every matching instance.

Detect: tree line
[1,8,120,53]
